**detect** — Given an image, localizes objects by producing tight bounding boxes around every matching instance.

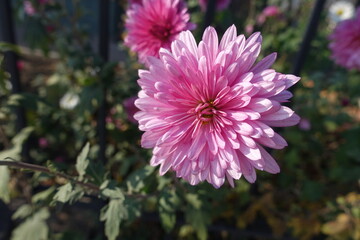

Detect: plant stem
[0,159,100,193]
[0,159,154,199]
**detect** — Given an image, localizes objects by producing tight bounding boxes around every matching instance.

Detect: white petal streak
[219,24,237,51]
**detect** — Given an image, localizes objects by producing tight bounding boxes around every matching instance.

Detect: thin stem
[0,159,100,193]
[0,159,155,200]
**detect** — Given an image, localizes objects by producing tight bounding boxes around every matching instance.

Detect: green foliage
[0,127,33,160]
[0,165,10,203]
[158,189,180,232]
[0,42,20,53]
[75,142,90,181]
[53,183,84,204]
[0,127,33,203]
[186,209,209,240]
[12,204,33,220]
[11,208,50,240]
[100,183,128,240]
[125,165,154,193]
[32,187,56,204]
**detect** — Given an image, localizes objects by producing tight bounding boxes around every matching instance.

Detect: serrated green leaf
[76,142,90,180]
[32,187,56,204]
[126,165,154,193]
[123,198,141,223]
[100,182,125,200]
[11,208,49,240]
[159,208,176,233]
[100,198,128,240]
[0,127,33,160]
[53,183,84,204]
[12,204,33,220]
[102,188,125,200]
[185,193,202,209]
[159,189,179,232]
[186,209,208,240]
[0,166,10,203]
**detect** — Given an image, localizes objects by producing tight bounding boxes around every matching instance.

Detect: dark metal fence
[0,0,26,132]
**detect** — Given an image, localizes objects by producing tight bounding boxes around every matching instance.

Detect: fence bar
[0,0,26,132]
[203,0,216,30]
[292,0,326,76]
[98,0,110,163]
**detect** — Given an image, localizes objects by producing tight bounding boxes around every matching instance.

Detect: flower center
[195,101,216,123]
[150,23,173,42]
[336,9,344,16]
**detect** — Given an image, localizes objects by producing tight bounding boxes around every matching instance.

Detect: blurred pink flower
[329,8,360,70]
[199,0,231,11]
[24,1,36,16]
[16,61,25,71]
[123,96,139,123]
[257,5,281,25]
[38,138,49,148]
[298,118,311,131]
[341,98,350,106]
[245,24,254,35]
[263,5,281,17]
[257,15,266,25]
[135,25,300,188]
[124,0,195,65]
[45,25,55,33]
[54,156,64,163]
[129,0,142,5]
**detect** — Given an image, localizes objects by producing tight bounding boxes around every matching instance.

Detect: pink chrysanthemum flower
[123,96,139,123]
[124,0,195,65]
[329,8,360,70]
[135,25,300,188]
[257,5,281,25]
[199,0,231,11]
[262,5,281,17]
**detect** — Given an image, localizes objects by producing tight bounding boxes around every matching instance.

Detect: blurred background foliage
[0,0,359,239]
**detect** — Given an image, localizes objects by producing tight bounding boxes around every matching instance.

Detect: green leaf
[100,181,125,200]
[0,42,20,53]
[125,165,154,193]
[0,127,33,160]
[76,142,90,180]
[0,166,10,203]
[11,208,50,240]
[301,180,324,202]
[32,187,56,204]
[77,85,103,114]
[185,194,209,240]
[159,189,180,232]
[185,193,202,209]
[100,198,128,240]
[123,198,141,223]
[53,183,84,204]
[12,204,33,220]
[186,209,208,240]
